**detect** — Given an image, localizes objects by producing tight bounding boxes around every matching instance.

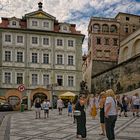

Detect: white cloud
[0,0,140,54]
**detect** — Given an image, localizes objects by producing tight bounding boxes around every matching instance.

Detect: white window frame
[55,38,64,47]
[32,20,38,27]
[31,73,38,86]
[16,72,24,84]
[4,50,12,62]
[16,34,24,44]
[31,52,38,63]
[4,72,12,84]
[16,51,23,63]
[42,20,50,29]
[4,33,12,44]
[42,36,50,47]
[43,53,49,64]
[56,74,64,86]
[30,35,39,46]
[67,54,75,65]
[56,53,64,65]
[67,75,75,87]
[43,74,50,86]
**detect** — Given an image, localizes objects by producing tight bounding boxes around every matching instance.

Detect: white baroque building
[0,2,85,110]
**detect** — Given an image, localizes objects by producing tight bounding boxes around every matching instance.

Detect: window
[43,21,49,28]
[57,54,63,65]
[32,37,38,44]
[126,17,129,21]
[104,50,110,58]
[68,55,74,65]
[5,34,11,42]
[113,38,118,46]
[43,74,49,86]
[17,73,23,84]
[57,39,63,46]
[93,24,100,32]
[110,25,117,33]
[97,37,101,45]
[12,21,16,26]
[43,37,49,45]
[57,75,63,86]
[5,72,11,84]
[32,74,38,85]
[125,27,128,33]
[104,38,109,45]
[68,40,74,47]
[32,21,38,26]
[5,51,11,61]
[17,36,23,43]
[63,26,68,31]
[96,50,102,58]
[43,54,49,64]
[68,76,74,87]
[102,24,109,32]
[17,52,23,62]
[32,53,38,63]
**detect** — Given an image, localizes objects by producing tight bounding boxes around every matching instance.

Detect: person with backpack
[42,99,50,118]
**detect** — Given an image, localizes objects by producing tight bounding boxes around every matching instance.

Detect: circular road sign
[18,85,25,92]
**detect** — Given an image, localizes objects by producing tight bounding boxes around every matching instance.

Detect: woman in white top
[105,89,117,140]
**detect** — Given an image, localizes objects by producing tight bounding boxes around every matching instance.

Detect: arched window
[122,47,128,61]
[110,25,117,33]
[93,24,100,32]
[132,39,140,57]
[8,96,20,106]
[102,24,109,32]
[12,21,16,26]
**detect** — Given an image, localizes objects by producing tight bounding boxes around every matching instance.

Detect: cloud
[0,0,140,54]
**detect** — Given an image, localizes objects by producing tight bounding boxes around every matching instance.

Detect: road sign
[18,84,25,92]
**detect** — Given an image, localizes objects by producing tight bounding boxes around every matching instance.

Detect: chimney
[38,2,43,10]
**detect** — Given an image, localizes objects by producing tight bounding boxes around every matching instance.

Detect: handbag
[73,110,81,116]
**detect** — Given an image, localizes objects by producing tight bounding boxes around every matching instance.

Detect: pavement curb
[0,114,11,140]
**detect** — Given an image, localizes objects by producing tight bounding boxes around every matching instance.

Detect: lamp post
[47,83,58,110]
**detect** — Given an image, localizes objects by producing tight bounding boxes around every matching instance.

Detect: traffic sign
[18,84,25,92]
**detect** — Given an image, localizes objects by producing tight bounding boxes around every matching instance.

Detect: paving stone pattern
[2,109,140,140]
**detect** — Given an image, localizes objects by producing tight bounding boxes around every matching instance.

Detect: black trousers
[105,115,117,140]
[76,117,86,138]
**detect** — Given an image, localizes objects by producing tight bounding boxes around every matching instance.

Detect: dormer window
[63,26,68,31]
[43,21,49,28]
[32,21,38,26]
[12,21,16,26]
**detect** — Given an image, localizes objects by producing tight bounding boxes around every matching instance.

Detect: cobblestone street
[0,109,140,140]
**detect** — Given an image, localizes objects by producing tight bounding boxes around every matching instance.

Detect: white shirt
[132,96,140,105]
[105,97,117,116]
[57,99,63,108]
[42,101,50,110]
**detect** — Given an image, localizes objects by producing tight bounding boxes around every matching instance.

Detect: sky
[0,0,140,53]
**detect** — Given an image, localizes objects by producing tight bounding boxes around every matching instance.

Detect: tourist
[98,91,106,136]
[57,97,63,115]
[132,93,140,117]
[72,95,78,123]
[121,95,128,117]
[34,98,42,119]
[68,101,72,117]
[105,89,117,140]
[42,99,50,118]
[75,94,87,140]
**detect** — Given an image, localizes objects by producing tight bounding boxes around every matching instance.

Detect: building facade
[83,12,140,92]
[0,2,85,110]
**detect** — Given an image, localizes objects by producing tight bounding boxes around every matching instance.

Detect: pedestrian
[105,89,117,140]
[68,101,72,116]
[116,95,123,117]
[121,95,128,117]
[42,99,50,118]
[98,91,106,136]
[34,98,42,119]
[132,93,140,117]
[72,95,78,123]
[57,97,63,115]
[75,94,87,140]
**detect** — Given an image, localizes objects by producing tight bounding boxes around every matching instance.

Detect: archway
[132,39,140,57]
[122,47,128,61]
[33,92,47,103]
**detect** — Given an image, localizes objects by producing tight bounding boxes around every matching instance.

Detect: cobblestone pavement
[1,109,140,140]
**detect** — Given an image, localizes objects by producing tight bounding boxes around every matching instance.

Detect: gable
[25,10,56,20]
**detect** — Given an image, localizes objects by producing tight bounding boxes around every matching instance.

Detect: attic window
[43,21,49,28]
[126,17,129,21]
[32,21,38,26]
[12,21,16,26]
[63,26,68,31]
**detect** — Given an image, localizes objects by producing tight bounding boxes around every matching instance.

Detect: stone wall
[91,54,140,94]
